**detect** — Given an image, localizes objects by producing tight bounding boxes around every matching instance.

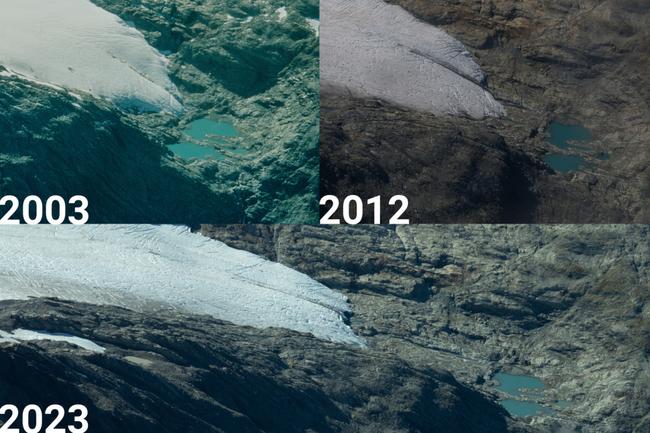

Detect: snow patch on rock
[321,0,505,119]
[0,225,363,345]
[307,18,320,36]
[0,329,106,353]
[276,7,288,20]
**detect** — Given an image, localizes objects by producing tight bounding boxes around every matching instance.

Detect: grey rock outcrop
[202,224,650,433]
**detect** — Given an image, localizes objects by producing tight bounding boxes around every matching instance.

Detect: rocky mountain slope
[0,73,239,222]
[0,0,318,223]
[202,224,650,433]
[321,0,650,223]
[0,298,526,433]
[93,0,320,223]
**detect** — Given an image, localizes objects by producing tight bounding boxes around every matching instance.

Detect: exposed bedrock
[0,299,526,433]
[202,224,650,433]
[89,0,321,224]
[320,0,650,223]
[320,97,539,223]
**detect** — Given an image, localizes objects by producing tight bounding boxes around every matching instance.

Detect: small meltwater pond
[543,153,586,173]
[495,372,545,398]
[168,142,223,159]
[500,399,554,417]
[168,117,250,161]
[185,118,239,141]
[494,372,568,417]
[548,122,592,150]
[544,122,607,173]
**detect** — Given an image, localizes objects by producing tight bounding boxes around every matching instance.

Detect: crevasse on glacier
[0,225,363,346]
[321,0,505,119]
[0,0,183,114]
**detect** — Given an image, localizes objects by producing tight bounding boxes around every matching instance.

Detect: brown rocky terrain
[321,0,650,222]
[202,224,650,433]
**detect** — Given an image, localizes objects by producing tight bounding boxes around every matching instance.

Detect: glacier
[0,0,183,114]
[0,225,363,345]
[321,0,505,119]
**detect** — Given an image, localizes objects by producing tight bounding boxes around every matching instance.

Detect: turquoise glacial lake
[168,142,223,160]
[185,118,239,141]
[494,372,563,417]
[543,154,585,173]
[544,122,595,173]
[168,118,247,160]
[500,399,554,417]
[548,122,592,149]
[495,372,545,398]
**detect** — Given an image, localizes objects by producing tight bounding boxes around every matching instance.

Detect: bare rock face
[320,96,539,223]
[0,298,525,433]
[202,224,650,433]
[321,0,650,223]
